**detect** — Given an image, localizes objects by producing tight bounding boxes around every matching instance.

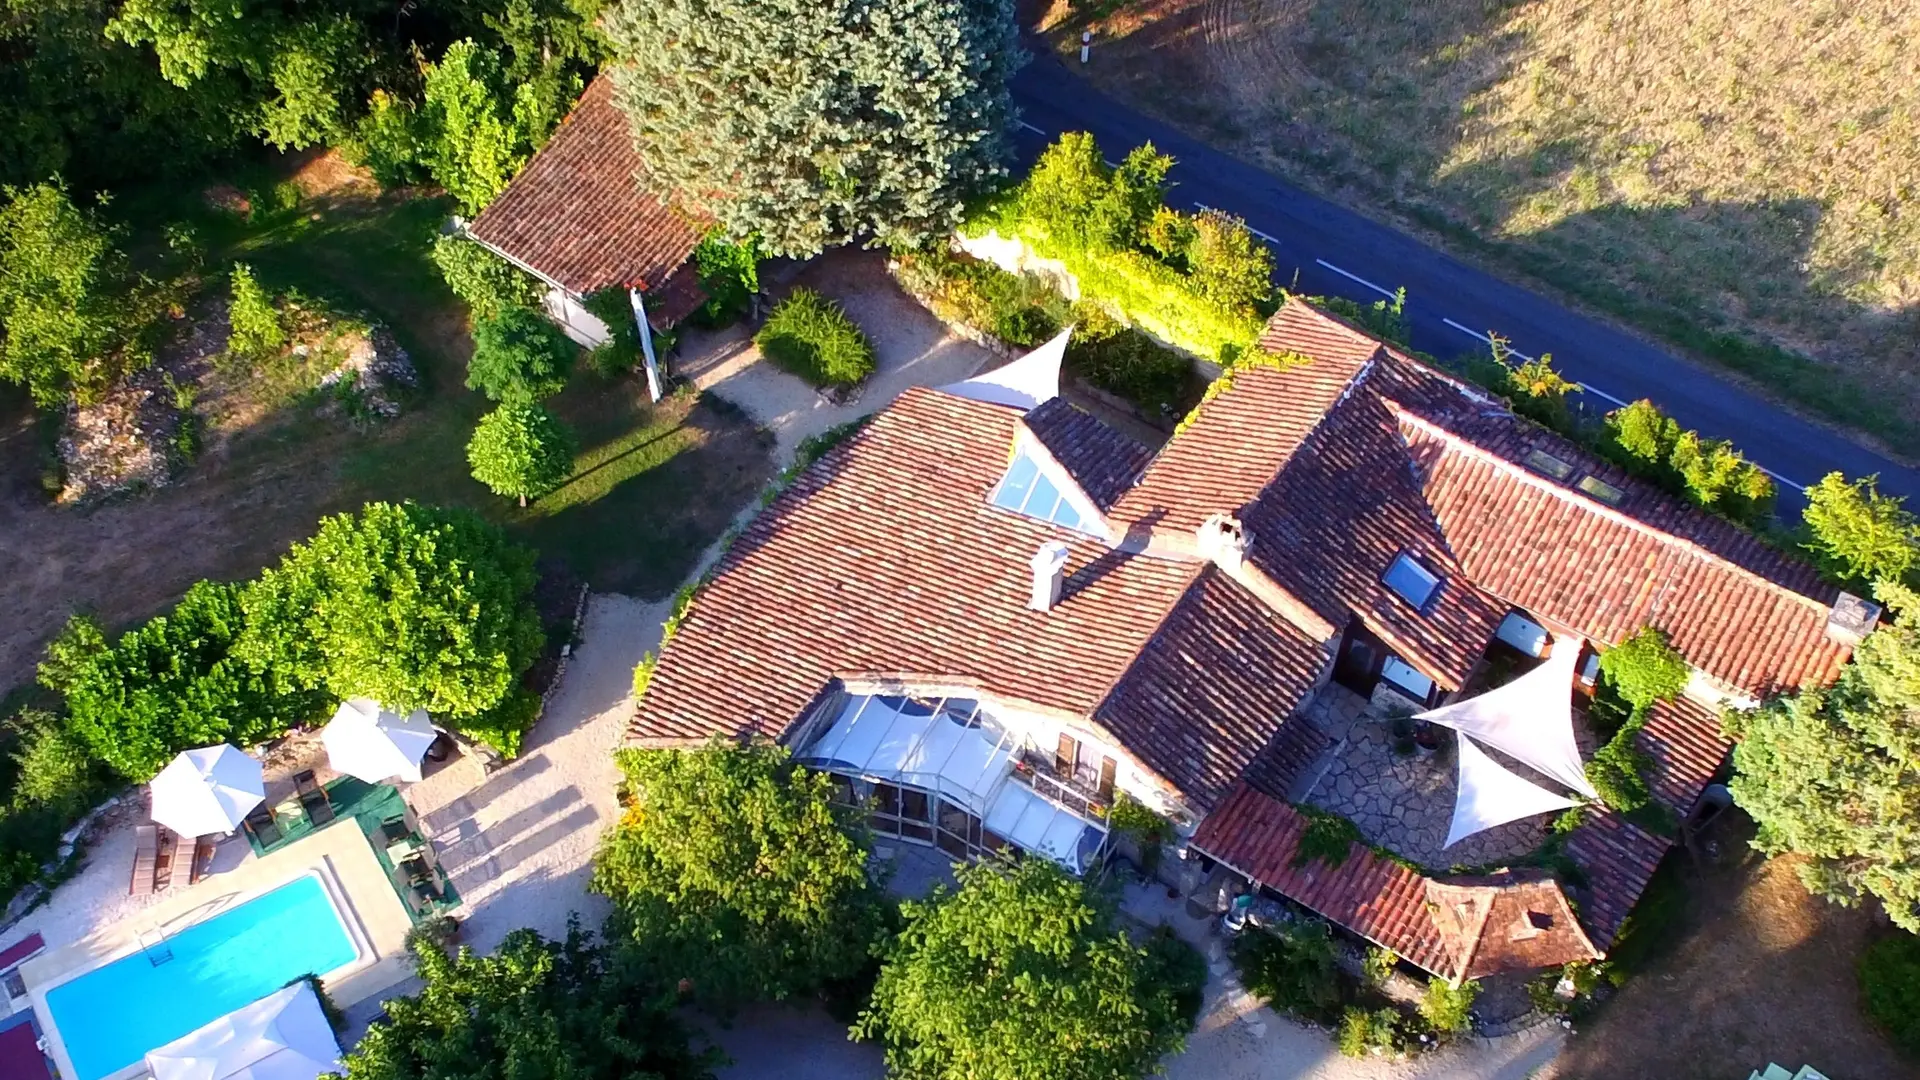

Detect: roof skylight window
[1383,552,1442,609]
[1523,448,1576,481]
[1575,475,1625,506]
[989,448,1089,532]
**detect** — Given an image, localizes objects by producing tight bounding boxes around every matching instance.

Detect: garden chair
[300,785,335,826]
[129,825,159,896]
[152,829,178,891]
[188,835,217,884]
[242,804,282,847]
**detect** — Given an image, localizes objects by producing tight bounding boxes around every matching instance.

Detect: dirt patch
[1546,812,1915,1079]
[285,147,377,201]
[55,366,190,504]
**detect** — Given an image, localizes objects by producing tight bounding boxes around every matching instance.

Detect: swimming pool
[45,874,358,1080]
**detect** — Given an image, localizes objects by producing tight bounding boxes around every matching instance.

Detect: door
[1332,623,1387,695]
[1056,733,1080,776]
[1097,757,1117,800]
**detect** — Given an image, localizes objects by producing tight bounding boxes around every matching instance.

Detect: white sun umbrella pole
[322,698,438,783]
[149,745,265,837]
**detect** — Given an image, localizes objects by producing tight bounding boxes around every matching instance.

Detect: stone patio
[1294,687,1555,871]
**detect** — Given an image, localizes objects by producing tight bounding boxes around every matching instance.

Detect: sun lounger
[300,784,335,826]
[243,804,282,847]
[130,825,159,896]
[189,835,216,884]
[152,830,178,891]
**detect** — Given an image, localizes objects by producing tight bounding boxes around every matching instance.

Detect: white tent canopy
[149,745,264,837]
[938,327,1068,411]
[146,981,341,1080]
[1415,642,1598,799]
[1445,735,1580,848]
[322,698,438,783]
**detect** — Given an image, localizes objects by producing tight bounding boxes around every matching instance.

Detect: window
[1380,656,1435,702]
[1495,612,1551,657]
[1576,474,1625,506]
[1578,651,1601,687]
[1055,733,1079,776]
[1523,448,1576,481]
[1383,552,1442,609]
[989,448,1090,532]
[1097,757,1117,800]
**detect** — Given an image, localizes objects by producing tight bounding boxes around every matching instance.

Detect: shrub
[1417,978,1478,1036]
[893,247,1070,348]
[1859,933,1920,1057]
[1599,627,1689,710]
[1337,1006,1404,1058]
[630,652,658,701]
[430,236,546,323]
[1185,209,1273,317]
[10,714,97,811]
[1602,399,1774,525]
[227,264,284,359]
[0,181,144,406]
[468,402,576,506]
[1361,946,1398,987]
[1586,715,1655,813]
[57,580,330,780]
[468,306,575,403]
[1232,920,1345,1025]
[1141,923,1209,1028]
[754,288,875,388]
[1143,206,1195,263]
[1801,472,1920,592]
[1292,806,1361,869]
[343,89,430,187]
[691,231,761,327]
[1065,305,1197,417]
[579,288,643,377]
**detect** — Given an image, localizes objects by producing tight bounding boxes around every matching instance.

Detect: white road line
[1314,259,1396,300]
[1575,383,1631,409]
[1758,468,1808,493]
[1442,317,1534,362]
[1017,120,1048,135]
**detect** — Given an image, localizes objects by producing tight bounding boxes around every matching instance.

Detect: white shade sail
[147,981,341,1080]
[938,327,1068,411]
[1415,641,1598,799]
[322,698,437,783]
[1445,735,1579,848]
[150,745,264,837]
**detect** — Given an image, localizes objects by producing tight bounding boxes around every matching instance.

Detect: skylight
[989,448,1089,532]
[1523,448,1576,481]
[1575,475,1625,506]
[1383,552,1442,609]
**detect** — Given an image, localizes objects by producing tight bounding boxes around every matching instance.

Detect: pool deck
[19,820,414,1080]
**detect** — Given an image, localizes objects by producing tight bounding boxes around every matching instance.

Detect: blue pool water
[46,875,357,1080]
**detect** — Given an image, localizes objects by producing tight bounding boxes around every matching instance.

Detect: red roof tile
[1563,808,1671,948]
[471,75,707,305]
[1191,783,1461,977]
[1023,397,1153,511]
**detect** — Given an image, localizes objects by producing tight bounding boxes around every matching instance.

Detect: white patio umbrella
[147,980,341,1080]
[322,697,438,783]
[150,745,264,837]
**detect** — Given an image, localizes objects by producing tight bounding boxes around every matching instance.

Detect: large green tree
[239,501,543,719]
[467,305,575,403]
[592,741,888,1006]
[0,182,141,405]
[47,582,329,780]
[339,925,719,1080]
[855,858,1200,1080]
[1726,582,1920,933]
[601,0,1024,256]
[420,39,571,215]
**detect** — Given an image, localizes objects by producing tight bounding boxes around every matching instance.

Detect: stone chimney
[1029,541,1072,612]
[1826,591,1883,647]
[1195,513,1250,573]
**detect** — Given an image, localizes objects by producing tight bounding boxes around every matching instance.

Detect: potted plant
[1414,720,1443,754]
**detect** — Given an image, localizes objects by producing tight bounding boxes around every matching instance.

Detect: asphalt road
[1010,56,1920,506]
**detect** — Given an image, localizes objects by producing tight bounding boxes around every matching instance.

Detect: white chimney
[1196,513,1250,573]
[1029,541,1072,612]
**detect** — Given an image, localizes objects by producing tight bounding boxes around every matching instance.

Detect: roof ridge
[1391,406,1833,619]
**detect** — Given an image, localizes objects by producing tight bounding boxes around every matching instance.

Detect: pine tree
[601,0,1024,257]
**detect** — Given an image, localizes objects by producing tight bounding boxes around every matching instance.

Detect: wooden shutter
[1098,757,1117,799]
[1055,733,1079,775]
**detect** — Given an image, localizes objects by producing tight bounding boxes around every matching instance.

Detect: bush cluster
[430,236,545,323]
[1859,932,1920,1058]
[1066,305,1199,418]
[754,288,875,388]
[1601,400,1775,526]
[1584,627,1688,824]
[226,263,286,359]
[891,245,1070,347]
[690,232,761,328]
[968,132,1270,363]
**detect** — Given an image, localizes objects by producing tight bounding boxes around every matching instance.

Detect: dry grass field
[1051,0,1920,451]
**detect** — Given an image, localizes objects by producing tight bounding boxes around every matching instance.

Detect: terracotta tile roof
[630,388,1196,743]
[1111,314,1376,539]
[1091,566,1329,812]
[1426,874,1601,979]
[1398,412,1848,695]
[470,75,707,306]
[1239,386,1508,688]
[1638,695,1731,815]
[1191,782,1461,976]
[1022,398,1153,511]
[1562,808,1671,948]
